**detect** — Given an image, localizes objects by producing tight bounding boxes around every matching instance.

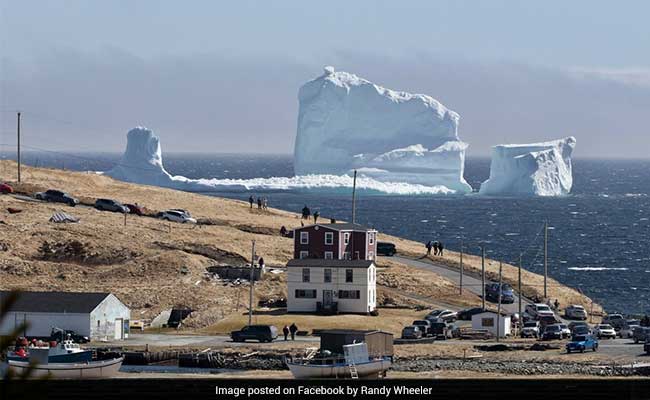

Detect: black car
[35,189,79,206]
[485,283,515,304]
[412,320,432,336]
[377,242,396,256]
[457,307,486,321]
[541,324,563,341]
[49,327,89,343]
[429,322,451,339]
[230,325,278,343]
[95,198,129,213]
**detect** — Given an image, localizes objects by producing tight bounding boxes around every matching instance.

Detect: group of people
[249,195,269,210]
[301,205,320,223]
[282,323,299,341]
[425,240,445,256]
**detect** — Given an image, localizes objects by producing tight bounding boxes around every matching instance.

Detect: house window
[346,269,353,283]
[302,268,310,282]
[325,232,333,245]
[338,290,360,299]
[324,268,332,283]
[369,233,375,245]
[300,251,309,259]
[343,232,350,245]
[324,251,333,260]
[300,231,309,244]
[369,251,374,260]
[481,318,494,327]
[354,251,360,260]
[295,289,316,298]
[343,251,351,260]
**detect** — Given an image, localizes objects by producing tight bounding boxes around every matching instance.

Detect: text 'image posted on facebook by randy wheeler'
[2,1,650,399]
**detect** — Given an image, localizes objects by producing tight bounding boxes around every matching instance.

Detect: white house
[0,291,131,340]
[471,311,511,338]
[286,259,377,314]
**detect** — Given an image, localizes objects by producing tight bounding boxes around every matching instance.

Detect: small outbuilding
[315,329,393,359]
[0,291,131,341]
[471,311,511,338]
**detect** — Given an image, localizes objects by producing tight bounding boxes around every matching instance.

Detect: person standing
[425,240,432,256]
[282,325,290,341]
[262,197,268,210]
[432,241,439,256]
[257,197,262,209]
[438,242,444,256]
[258,256,265,269]
[289,323,298,340]
[249,195,254,209]
[302,205,311,220]
[313,211,320,224]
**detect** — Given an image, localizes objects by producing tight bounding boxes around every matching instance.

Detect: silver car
[565,305,588,320]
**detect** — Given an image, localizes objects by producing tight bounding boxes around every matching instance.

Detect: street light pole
[496,261,503,342]
[544,220,548,300]
[518,254,523,337]
[459,238,464,295]
[17,112,21,183]
[248,240,256,326]
[480,245,486,310]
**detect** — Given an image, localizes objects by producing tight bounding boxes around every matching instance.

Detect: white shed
[0,291,131,341]
[471,311,511,338]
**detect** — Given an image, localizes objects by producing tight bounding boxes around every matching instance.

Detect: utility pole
[544,220,548,300]
[480,246,486,310]
[459,238,464,295]
[248,240,256,326]
[17,112,21,183]
[496,261,503,342]
[351,170,357,224]
[518,254,523,337]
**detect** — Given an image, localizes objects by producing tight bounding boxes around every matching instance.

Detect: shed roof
[0,291,113,314]
[286,259,374,268]
[294,223,375,232]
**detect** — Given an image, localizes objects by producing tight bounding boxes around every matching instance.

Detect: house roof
[0,291,113,314]
[286,259,374,268]
[294,223,375,232]
[315,329,383,335]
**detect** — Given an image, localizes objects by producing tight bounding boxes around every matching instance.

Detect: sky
[1,0,649,158]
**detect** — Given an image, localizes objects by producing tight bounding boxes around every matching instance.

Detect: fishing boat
[286,342,392,379]
[7,339,92,363]
[7,347,123,379]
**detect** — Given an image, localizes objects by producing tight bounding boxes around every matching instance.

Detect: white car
[159,210,197,224]
[558,323,572,339]
[425,309,457,323]
[565,305,588,320]
[618,320,640,339]
[593,324,616,339]
[521,321,540,338]
[525,303,555,319]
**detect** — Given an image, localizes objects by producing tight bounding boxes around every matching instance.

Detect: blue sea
[3,152,649,315]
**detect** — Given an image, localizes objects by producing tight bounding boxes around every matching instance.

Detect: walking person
[257,197,262,209]
[249,195,254,209]
[280,225,287,237]
[425,240,433,256]
[262,197,268,210]
[438,242,444,256]
[282,325,290,341]
[258,256,265,269]
[301,205,311,220]
[289,323,298,341]
[313,211,320,224]
[432,241,439,256]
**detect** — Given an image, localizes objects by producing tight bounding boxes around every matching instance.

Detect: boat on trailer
[286,342,391,379]
[7,347,123,379]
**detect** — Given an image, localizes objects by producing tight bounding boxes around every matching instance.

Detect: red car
[0,183,13,194]
[125,203,144,216]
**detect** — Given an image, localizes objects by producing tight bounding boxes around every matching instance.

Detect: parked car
[525,303,555,320]
[564,305,588,320]
[593,324,616,339]
[401,325,423,339]
[429,321,451,340]
[538,314,560,329]
[566,334,598,353]
[485,283,515,304]
[34,189,79,206]
[558,323,572,339]
[425,309,457,323]
[94,198,129,213]
[125,203,144,215]
[457,307,486,321]
[568,321,590,334]
[602,314,626,330]
[0,182,14,194]
[169,208,192,217]
[159,210,197,224]
[230,325,278,342]
[541,324,563,341]
[632,326,650,344]
[411,320,432,337]
[376,241,396,256]
[129,320,145,331]
[618,320,640,338]
[521,321,540,338]
[49,327,89,343]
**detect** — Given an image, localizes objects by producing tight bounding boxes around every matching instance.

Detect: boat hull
[7,357,123,379]
[8,350,93,364]
[287,359,391,379]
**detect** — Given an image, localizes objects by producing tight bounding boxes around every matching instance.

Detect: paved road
[98,333,318,348]
[391,255,531,315]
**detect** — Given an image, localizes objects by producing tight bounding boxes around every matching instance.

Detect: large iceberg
[479,137,577,196]
[294,66,472,193]
[105,127,457,195]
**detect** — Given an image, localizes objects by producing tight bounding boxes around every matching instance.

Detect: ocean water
[3,152,649,314]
